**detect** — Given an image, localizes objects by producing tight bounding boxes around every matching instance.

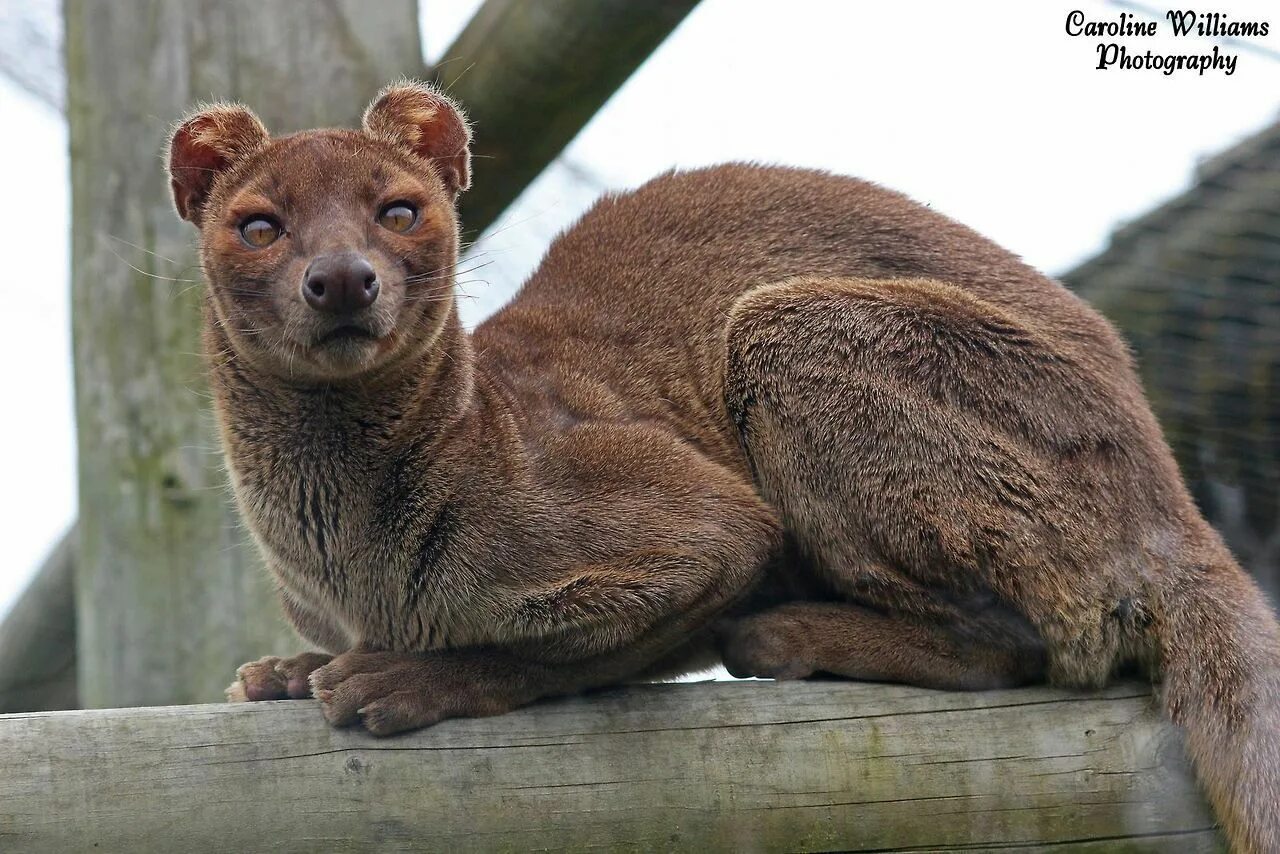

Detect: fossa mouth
[316,324,379,346]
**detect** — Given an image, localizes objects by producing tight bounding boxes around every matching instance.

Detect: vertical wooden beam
[65,0,423,708]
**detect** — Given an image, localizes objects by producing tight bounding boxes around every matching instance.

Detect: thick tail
[1157,545,1280,853]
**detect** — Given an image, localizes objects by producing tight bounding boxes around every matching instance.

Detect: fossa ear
[167,103,270,225]
[362,81,472,197]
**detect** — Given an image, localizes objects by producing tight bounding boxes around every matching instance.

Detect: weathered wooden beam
[437,0,701,234]
[65,0,425,710]
[0,528,77,714]
[0,681,1222,851]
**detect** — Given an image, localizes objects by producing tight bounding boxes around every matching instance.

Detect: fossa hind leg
[720,601,1043,689]
[719,275,1128,688]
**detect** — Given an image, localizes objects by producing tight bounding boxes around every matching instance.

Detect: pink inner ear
[168,108,268,223]
[364,86,472,196]
[169,119,236,223]
[176,115,236,169]
[419,130,470,197]
[173,124,228,173]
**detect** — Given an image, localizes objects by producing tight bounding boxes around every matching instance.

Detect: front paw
[228,652,334,702]
[309,651,513,736]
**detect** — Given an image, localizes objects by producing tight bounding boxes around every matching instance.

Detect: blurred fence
[1065,120,1280,601]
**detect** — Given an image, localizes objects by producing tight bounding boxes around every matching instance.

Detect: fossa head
[167,81,470,382]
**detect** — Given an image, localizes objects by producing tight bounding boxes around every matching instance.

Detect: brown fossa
[167,82,1280,851]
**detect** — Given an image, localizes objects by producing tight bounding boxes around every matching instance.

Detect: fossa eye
[378,202,418,233]
[240,216,281,248]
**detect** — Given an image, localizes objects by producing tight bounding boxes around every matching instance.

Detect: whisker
[108,247,202,284]
[402,254,491,283]
[105,234,182,265]
[466,202,561,245]
[404,259,495,285]
[439,61,477,95]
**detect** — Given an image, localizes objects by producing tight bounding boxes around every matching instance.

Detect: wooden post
[0,681,1222,851]
[65,0,423,709]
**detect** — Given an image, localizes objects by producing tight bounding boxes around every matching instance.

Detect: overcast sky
[2,0,1279,615]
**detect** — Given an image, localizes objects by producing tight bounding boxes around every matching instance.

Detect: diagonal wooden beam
[436,0,702,235]
[0,527,77,713]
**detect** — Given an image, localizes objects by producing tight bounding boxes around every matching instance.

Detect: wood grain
[0,680,1223,852]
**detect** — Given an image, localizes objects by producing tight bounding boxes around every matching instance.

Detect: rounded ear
[167,104,270,225]
[362,81,472,198]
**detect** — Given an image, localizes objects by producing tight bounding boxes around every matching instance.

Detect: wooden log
[0,528,76,714]
[0,681,1223,852]
[65,0,424,710]
[438,0,701,234]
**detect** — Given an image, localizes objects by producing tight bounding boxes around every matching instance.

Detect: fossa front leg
[311,531,779,735]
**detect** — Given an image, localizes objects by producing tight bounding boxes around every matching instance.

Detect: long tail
[1157,542,1280,853]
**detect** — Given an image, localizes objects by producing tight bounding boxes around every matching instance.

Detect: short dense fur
[168,83,1280,851]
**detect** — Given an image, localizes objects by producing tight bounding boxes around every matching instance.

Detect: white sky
[2,0,1279,615]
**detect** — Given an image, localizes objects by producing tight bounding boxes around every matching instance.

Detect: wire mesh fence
[1065,121,1280,600]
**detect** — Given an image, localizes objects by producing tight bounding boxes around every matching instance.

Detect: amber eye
[240,217,281,248]
[378,202,418,233]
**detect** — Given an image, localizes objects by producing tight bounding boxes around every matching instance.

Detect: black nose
[302,253,379,314]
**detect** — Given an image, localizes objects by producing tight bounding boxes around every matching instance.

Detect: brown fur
[167,82,1280,851]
